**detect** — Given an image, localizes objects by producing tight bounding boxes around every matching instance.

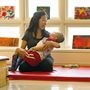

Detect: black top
[22,30,50,49]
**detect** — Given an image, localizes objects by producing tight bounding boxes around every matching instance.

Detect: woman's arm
[21,40,27,49]
[30,40,44,51]
[43,41,60,50]
[50,41,60,48]
[31,40,60,51]
[15,40,28,58]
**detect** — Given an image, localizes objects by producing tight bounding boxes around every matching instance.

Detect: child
[9,32,64,72]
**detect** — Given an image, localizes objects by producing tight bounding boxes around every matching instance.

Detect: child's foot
[8,66,16,72]
[9,54,18,72]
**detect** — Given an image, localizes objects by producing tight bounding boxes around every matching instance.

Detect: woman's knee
[19,62,35,72]
[38,60,53,71]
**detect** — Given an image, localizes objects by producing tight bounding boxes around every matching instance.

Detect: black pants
[19,55,54,72]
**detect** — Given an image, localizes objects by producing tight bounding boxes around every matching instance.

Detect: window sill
[0,47,17,52]
[53,48,90,53]
[0,47,90,53]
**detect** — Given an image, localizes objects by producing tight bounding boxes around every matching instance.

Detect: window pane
[0,0,20,19]
[0,27,20,38]
[68,27,90,48]
[0,27,20,47]
[28,0,59,18]
[25,25,60,33]
[68,0,90,19]
[46,27,60,33]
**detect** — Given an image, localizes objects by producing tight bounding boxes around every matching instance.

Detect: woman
[10,11,60,72]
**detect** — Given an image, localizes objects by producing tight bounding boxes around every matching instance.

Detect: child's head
[49,32,64,43]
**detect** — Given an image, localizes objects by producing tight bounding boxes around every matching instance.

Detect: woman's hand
[43,41,53,50]
[43,41,60,50]
[26,54,35,59]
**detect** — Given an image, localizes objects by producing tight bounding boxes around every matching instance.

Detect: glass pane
[0,0,20,19]
[25,25,60,33]
[68,27,90,48]
[0,27,20,47]
[28,0,59,18]
[46,27,60,33]
[68,0,90,19]
[0,27,20,38]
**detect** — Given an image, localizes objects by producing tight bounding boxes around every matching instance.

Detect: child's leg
[9,48,22,72]
[23,51,42,67]
[16,48,28,58]
[9,54,18,72]
[14,57,23,70]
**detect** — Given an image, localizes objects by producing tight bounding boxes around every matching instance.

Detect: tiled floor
[1,80,90,90]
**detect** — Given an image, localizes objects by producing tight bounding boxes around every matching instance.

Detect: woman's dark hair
[26,11,48,37]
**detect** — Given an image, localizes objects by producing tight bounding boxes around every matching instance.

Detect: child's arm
[43,41,60,50]
[30,40,60,52]
[30,40,45,51]
[49,41,60,48]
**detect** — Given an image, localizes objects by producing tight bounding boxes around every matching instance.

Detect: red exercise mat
[8,66,90,82]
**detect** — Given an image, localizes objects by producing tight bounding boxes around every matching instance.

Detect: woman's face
[39,15,47,30]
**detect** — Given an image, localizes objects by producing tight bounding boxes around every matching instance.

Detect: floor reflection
[0,80,90,90]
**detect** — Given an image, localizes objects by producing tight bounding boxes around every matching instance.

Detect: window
[1,0,90,50]
[68,27,90,48]
[28,0,59,18]
[0,27,20,47]
[46,27,60,33]
[0,27,20,38]
[0,0,20,19]
[68,0,90,19]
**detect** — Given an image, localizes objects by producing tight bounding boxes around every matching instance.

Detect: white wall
[52,50,90,66]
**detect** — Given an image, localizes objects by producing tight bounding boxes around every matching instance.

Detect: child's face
[49,32,57,41]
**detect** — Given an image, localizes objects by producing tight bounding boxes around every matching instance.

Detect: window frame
[1,0,90,50]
